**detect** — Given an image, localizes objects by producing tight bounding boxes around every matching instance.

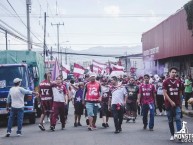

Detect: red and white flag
[110,64,125,77]
[61,64,70,79]
[51,59,60,81]
[112,64,124,71]
[61,65,70,74]
[92,60,106,74]
[73,63,85,78]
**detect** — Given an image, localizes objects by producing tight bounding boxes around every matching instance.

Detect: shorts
[74,102,84,115]
[126,102,137,112]
[100,102,109,117]
[85,102,98,117]
[41,100,53,114]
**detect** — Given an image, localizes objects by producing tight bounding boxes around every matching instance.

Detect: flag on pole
[110,64,125,77]
[111,64,124,71]
[92,60,106,74]
[61,64,70,79]
[73,63,85,78]
[51,59,60,81]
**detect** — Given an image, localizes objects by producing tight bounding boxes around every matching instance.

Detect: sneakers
[17,133,22,136]
[106,123,109,127]
[5,132,11,137]
[88,127,93,131]
[38,124,45,131]
[114,130,120,134]
[126,118,131,123]
[93,125,97,130]
[102,123,107,128]
[159,112,163,116]
[77,122,82,126]
[50,126,55,131]
[149,128,154,131]
[170,136,174,141]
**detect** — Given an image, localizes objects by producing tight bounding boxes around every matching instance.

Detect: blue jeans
[142,103,155,129]
[166,106,182,135]
[7,107,24,134]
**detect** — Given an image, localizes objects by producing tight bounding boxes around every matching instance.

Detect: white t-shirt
[52,87,66,102]
[7,86,32,108]
[111,86,127,105]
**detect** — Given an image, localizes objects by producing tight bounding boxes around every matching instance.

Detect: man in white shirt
[109,76,128,133]
[50,76,68,131]
[6,78,38,137]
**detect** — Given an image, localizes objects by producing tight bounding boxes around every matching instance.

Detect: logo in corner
[174,121,193,142]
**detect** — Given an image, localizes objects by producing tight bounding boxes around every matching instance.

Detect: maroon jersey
[139,84,156,105]
[163,78,182,108]
[39,80,53,101]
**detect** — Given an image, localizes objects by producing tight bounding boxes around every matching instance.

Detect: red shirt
[139,83,156,105]
[85,81,101,102]
[163,78,182,108]
[39,80,53,100]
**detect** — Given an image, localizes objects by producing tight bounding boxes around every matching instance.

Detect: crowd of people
[5,66,193,141]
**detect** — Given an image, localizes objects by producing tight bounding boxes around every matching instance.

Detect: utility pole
[65,48,67,64]
[60,47,63,66]
[125,51,127,73]
[43,12,47,65]
[51,22,64,63]
[26,0,31,51]
[5,30,8,50]
[50,47,53,60]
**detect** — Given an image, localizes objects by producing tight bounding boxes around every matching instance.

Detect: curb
[182,109,193,117]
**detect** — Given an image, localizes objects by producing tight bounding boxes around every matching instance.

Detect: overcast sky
[0,0,190,51]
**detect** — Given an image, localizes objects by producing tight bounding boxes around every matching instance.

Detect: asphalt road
[0,106,193,145]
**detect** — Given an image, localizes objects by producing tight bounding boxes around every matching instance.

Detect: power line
[0,19,27,39]
[0,25,43,48]
[0,13,170,18]
[6,0,43,43]
[52,51,122,58]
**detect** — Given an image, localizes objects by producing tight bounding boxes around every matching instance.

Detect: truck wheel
[29,113,36,124]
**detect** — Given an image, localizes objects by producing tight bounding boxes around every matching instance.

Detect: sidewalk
[182,104,193,117]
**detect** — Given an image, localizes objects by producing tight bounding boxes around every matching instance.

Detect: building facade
[142,8,193,77]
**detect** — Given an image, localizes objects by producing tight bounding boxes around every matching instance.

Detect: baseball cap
[13,78,22,83]
[89,73,96,78]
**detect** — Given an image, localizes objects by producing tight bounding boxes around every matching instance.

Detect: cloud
[96,0,102,4]
[104,5,120,17]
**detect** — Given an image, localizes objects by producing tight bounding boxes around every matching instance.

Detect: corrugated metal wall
[142,9,193,60]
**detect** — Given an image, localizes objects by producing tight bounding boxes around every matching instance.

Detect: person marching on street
[38,72,53,131]
[109,76,128,134]
[83,73,102,131]
[137,74,156,131]
[156,77,166,116]
[184,75,193,110]
[163,67,182,141]
[100,78,111,128]
[6,78,38,137]
[50,76,68,131]
[72,82,84,127]
[125,77,139,123]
